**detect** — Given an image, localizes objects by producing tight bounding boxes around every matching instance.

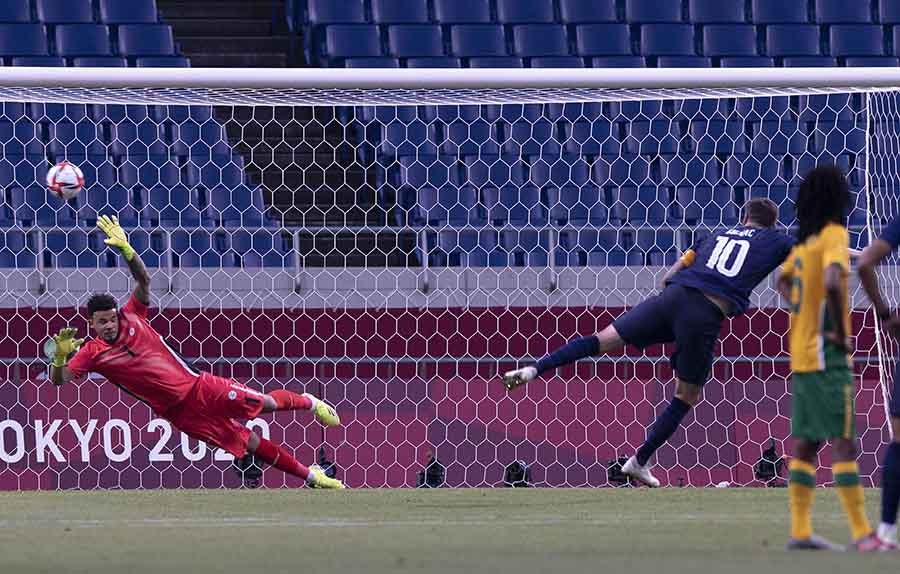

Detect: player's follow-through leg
[878,416,900,547]
[262,389,341,427]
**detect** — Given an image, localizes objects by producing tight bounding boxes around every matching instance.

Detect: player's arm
[857,238,894,320]
[824,262,850,350]
[660,249,695,288]
[48,328,85,386]
[98,214,149,305]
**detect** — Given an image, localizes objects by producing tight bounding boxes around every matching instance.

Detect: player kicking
[857,211,900,548]
[502,198,795,487]
[48,215,345,489]
[779,165,881,551]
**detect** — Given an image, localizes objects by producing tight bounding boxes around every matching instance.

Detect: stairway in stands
[157,0,416,267]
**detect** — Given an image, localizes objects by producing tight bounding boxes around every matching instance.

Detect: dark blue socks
[534,336,600,376]
[636,397,692,466]
[882,442,900,525]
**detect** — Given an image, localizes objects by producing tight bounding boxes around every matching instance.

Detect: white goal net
[0,68,892,489]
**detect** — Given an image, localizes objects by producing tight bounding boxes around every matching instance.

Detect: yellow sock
[789,459,816,540]
[833,461,872,541]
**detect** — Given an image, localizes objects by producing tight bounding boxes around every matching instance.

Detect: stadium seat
[815,0,871,23]
[207,185,265,228]
[388,25,444,58]
[591,56,645,67]
[117,24,175,57]
[324,25,382,59]
[496,0,554,23]
[558,0,616,23]
[434,0,491,24]
[513,25,570,57]
[307,0,365,24]
[99,0,159,24]
[765,25,821,56]
[782,56,837,66]
[656,56,710,67]
[830,25,883,56]
[575,24,632,56]
[0,24,48,56]
[690,0,746,22]
[450,25,507,57]
[721,56,775,66]
[845,56,900,66]
[371,0,428,24]
[11,56,63,66]
[881,2,900,24]
[467,56,523,67]
[0,1,30,23]
[143,186,202,228]
[641,24,696,56]
[37,0,93,23]
[703,25,758,56]
[345,57,399,68]
[626,0,682,22]
[73,56,127,67]
[136,56,190,67]
[752,0,808,23]
[531,56,584,67]
[55,24,112,57]
[406,57,461,68]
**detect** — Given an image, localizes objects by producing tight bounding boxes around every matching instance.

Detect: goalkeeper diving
[49,215,345,489]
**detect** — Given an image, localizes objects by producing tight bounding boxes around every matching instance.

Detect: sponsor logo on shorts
[129,327,135,337]
[227,390,237,400]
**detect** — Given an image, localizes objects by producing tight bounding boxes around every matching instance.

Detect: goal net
[0,68,891,489]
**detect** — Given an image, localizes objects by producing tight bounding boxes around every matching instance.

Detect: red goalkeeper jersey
[67,294,199,414]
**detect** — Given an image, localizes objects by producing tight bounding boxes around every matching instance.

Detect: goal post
[0,67,893,489]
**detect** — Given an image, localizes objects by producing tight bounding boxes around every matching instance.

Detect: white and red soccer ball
[46,160,84,200]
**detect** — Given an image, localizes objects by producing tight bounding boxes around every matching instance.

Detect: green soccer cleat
[306,394,340,427]
[307,464,346,489]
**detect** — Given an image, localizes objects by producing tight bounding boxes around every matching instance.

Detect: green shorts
[791,368,855,441]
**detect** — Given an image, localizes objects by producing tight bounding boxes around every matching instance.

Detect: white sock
[878,522,897,542]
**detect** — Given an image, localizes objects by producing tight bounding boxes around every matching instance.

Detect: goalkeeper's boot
[621,455,660,488]
[502,366,537,391]
[306,394,340,427]
[850,532,891,552]
[307,464,346,490]
[786,534,845,551]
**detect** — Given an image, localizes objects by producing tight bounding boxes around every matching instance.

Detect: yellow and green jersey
[781,223,851,373]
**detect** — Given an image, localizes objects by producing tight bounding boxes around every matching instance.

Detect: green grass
[0,488,894,573]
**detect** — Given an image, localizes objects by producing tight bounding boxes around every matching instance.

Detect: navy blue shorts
[890,361,900,418]
[612,284,725,386]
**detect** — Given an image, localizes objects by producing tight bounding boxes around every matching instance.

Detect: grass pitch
[0,488,895,573]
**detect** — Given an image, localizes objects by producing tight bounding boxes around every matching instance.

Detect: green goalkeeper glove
[97,214,135,261]
[49,328,84,368]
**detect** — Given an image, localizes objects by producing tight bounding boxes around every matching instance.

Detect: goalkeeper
[48,215,345,489]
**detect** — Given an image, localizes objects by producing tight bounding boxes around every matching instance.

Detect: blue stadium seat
[136,56,190,67]
[513,25,570,57]
[881,2,900,24]
[128,229,165,267]
[689,0,745,22]
[752,0,808,23]
[751,121,806,155]
[626,0,681,22]
[782,56,837,66]
[703,25,757,56]
[576,24,631,55]
[766,25,821,56]
[37,0,93,23]
[591,56,645,67]
[55,25,112,57]
[372,0,428,23]
[0,24,48,56]
[451,25,507,57]
[641,24,696,56]
[531,56,584,67]
[171,229,214,267]
[0,1,30,23]
[559,0,616,23]
[325,25,382,59]
[206,185,265,228]
[142,186,201,227]
[500,229,549,267]
[11,56,63,66]
[0,229,36,268]
[388,25,444,58]
[531,157,591,188]
[845,56,900,66]
[307,0,364,24]
[721,56,775,66]
[497,0,554,23]
[815,0,870,23]
[467,56,522,67]
[45,230,94,267]
[406,57,461,68]
[547,186,606,226]
[345,57,399,68]
[830,25,883,56]
[117,24,175,56]
[99,0,158,24]
[555,230,619,266]
[439,117,498,156]
[33,188,78,227]
[434,0,491,24]
[73,56,127,66]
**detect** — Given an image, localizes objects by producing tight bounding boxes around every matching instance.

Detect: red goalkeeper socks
[253,438,310,481]
[269,389,314,411]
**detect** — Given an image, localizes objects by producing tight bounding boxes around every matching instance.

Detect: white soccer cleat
[502,366,537,391]
[621,455,660,488]
[878,523,899,549]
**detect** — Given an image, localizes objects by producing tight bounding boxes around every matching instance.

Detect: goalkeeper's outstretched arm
[48,328,83,386]
[98,214,150,304]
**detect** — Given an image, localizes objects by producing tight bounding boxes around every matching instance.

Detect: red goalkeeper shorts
[165,372,267,457]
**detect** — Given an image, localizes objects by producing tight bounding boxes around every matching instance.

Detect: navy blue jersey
[880,216,900,249]
[669,225,796,316]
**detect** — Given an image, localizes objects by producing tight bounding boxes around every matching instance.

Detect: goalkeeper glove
[50,328,84,368]
[97,214,135,261]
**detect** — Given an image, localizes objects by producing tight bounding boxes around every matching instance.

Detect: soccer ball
[46,160,85,200]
